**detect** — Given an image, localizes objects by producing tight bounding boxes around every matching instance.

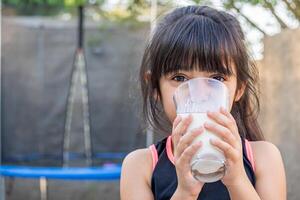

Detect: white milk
[179,113,226,182]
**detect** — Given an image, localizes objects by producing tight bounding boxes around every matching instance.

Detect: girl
[121,5,286,200]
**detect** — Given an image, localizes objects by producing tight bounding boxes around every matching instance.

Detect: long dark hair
[139,6,264,141]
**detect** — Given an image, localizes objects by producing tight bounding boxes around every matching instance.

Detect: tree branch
[262,0,289,29]
[292,0,300,8]
[282,0,300,21]
[282,0,299,19]
[229,3,267,35]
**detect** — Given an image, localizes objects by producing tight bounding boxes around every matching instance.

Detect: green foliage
[126,0,149,19]
[3,0,65,6]
[230,0,278,7]
[64,0,86,6]
[2,0,105,15]
[3,0,65,15]
[191,0,213,5]
[193,0,202,4]
[64,0,105,6]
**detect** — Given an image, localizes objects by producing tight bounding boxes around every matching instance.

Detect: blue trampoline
[0,164,121,180]
[0,164,122,200]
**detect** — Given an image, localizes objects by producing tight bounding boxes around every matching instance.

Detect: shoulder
[250,140,281,159]
[249,141,286,199]
[123,148,153,163]
[121,148,153,182]
[249,141,283,173]
[120,148,154,200]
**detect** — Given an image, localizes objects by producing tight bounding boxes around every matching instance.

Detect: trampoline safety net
[1,17,149,167]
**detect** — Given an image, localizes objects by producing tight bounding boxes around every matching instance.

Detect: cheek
[162,100,176,122]
[226,82,239,111]
[160,88,177,123]
[228,90,236,110]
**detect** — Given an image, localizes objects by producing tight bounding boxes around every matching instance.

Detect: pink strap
[245,139,256,172]
[149,144,158,171]
[166,136,175,165]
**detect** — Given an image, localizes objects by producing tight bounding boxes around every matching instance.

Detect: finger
[207,111,232,129]
[207,109,239,140]
[220,107,239,132]
[204,122,237,148]
[176,141,202,171]
[172,115,182,130]
[174,115,192,136]
[210,138,239,162]
[175,127,204,158]
[221,107,242,140]
[220,107,235,122]
[172,115,192,143]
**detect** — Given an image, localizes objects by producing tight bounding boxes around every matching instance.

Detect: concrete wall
[259,28,300,200]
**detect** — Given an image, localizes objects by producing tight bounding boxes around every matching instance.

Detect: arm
[120,148,154,200]
[227,141,286,200]
[252,141,286,200]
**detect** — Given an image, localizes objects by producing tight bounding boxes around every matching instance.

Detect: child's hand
[204,107,249,187]
[171,115,204,198]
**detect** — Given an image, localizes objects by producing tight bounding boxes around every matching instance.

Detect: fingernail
[194,141,202,147]
[185,116,193,124]
[221,107,227,112]
[184,117,191,123]
[210,138,217,144]
[204,122,210,128]
[195,127,203,133]
[207,111,215,117]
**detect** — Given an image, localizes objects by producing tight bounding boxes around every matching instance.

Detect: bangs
[151,14,239,76]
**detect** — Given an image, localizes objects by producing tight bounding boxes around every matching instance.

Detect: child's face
[158,67,245,123]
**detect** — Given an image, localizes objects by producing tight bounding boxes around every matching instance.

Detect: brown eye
[212,75,225,82]
[172,75,188,82]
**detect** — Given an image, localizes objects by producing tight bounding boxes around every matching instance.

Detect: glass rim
[173,77,227,97]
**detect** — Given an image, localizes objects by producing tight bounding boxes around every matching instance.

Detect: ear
[144,70,151,84]
[234,82,246,102]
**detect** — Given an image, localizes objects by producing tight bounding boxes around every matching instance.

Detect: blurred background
[1,0,299,199]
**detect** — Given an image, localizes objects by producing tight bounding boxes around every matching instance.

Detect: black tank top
[150,136,256,200]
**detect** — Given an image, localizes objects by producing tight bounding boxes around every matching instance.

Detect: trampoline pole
[78,51,92,166]
[77,5,92,166]
[39,177,48,200]
[63,5,92,166]
[0,1,5,199]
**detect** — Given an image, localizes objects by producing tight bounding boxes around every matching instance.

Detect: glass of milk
[173,77,229,183]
